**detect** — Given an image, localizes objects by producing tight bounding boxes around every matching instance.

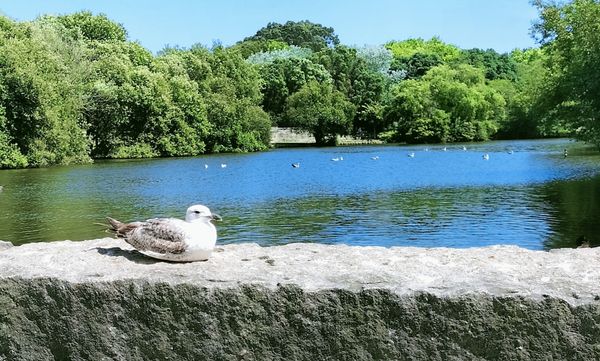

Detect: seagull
[292,162,300,168]
[462,146,467,151]
[408,152,415,158]
[331,157,340,162]
[204,164,209,169]
[221,164,227,168]
[107,205,222,262]
[483,154,490,160]
[371,156,379,160]
[442,147,447,151]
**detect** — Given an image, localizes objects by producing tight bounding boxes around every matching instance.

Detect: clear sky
[0,0,539,53]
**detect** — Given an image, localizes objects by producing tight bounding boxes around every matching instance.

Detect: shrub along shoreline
[1,2,597,169]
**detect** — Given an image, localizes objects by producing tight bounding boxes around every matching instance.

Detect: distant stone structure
[270,127,383,146]
[270,127,315,145]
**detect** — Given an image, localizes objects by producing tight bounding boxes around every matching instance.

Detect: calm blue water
[0,138,599,249]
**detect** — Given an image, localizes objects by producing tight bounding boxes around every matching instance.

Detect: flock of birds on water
[193,145,572,170]
[195,146,512,170]
[287,145,506,169]
[0,145,588,262]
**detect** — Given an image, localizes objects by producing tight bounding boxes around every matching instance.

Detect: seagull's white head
[185,204,222,223]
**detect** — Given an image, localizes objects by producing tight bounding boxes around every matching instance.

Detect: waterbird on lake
[408,152,415,158]
[483,154,490,160]
[204,164,208,169]
[371,156,379,160]
[292,162,300,168]
[563,148,568,158]
[221,164,227,168]
[442,147,447,151]
[331,157,340,162]
[107,205,222,262]
[462,146,467,151]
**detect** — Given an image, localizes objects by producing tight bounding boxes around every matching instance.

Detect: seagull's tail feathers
[106,217,139,238]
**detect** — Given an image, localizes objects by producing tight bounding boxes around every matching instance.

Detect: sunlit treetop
[241,20,339,52]
[49,11,127,42]
[385,37,461,62]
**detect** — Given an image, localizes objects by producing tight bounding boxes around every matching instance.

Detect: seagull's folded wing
[128,218,188,254]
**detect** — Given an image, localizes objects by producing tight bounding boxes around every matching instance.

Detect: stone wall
[270,127,315,145]
[269,127,383,146]
[1,239,599,360]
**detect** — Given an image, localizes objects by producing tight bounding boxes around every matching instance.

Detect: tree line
[0,1,598,168]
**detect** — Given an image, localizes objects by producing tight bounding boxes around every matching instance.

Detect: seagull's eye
[194,210,201,214]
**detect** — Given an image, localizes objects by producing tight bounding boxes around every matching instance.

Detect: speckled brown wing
[124,218,188,254]
[107,218,143,238]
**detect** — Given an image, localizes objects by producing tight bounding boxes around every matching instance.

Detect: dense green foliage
[532,0,600,147]
[1,4,597,169]
[459,48,518,81]
[385,65,505,143]
[0,13,271,168]
[286,81,355,145]
[240,20,339,52]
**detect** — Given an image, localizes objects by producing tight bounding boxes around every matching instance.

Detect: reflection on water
[0,138,599,250]
[219,186,553,249]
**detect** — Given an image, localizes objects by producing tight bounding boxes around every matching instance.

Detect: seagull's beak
[211,213,222,222]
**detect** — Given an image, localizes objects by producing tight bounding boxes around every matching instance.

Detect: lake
[0,138,599,250]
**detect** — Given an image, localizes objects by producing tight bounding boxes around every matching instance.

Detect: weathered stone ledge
[0,239,599,360]
[1,238,599,305]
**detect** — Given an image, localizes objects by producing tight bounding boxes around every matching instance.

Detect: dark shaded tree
[391,52,443,79]
[286,81,355,145]
[532,0,600,147]
[258,57,331,125]
[459,48,517,80]
[311,46,387,137]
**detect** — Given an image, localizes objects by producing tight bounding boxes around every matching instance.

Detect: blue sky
[0,1,539,53]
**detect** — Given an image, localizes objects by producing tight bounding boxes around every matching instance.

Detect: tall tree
[312,46,386,137]
[533,0,600,146]
[54,11,127,42]
[0,17,91,167]
[385,64,505,143]
[241,20,339,52]
[459,48,517,80]
[491,48,550,139]
[286,81,355,145]
[199,46,271,152]
[255,56,331,125]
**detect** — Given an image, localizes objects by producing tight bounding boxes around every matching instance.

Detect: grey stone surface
[1,238,600,305]
[0,240,13,251]
[0,239,600,360]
